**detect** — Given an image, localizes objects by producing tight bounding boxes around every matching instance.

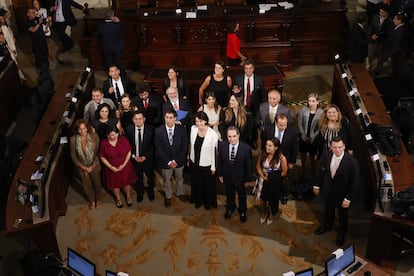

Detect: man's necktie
[138,128,142,156]
[331,158,340,178]
[230,146,235,162]
[269,109,275,124]
[277,130,282,141]
[115,82,121,102]
[173,101,179,111]
[144,99,149,109]
[246,78,251,107]
[168,128,173,145]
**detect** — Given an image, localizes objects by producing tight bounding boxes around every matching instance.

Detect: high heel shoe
[260,216,266,224]
[116,198,123,208]
[127,197,133,207]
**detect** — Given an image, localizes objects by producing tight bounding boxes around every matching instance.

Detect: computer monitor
[67,247,96,276]
[105,270,117,276]
[325,244,355,276]
[295,267,313,276]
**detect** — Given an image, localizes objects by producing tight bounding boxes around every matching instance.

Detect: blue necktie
[168,128,173,145]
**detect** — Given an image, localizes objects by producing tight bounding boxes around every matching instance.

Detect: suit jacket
[297,106,324,143]
[83,98,116,124]
[385,24,412,60]
[257,102,293,130]
[162,98,193,128]
[55,0,83,26]
[102,76,137,105]
[95,20,125,52]
[233,74,265,115]
[154,124,188,169]
[217,140,252,184]
[132,93,163,127]
[264,125,299,165]
[368,14,393,45]
[125,123,154,163]
[346,23,369,63]
[318,152,359,204]
[189,125,218,171]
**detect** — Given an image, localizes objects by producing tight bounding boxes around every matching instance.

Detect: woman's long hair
[319,104,342,133]
[224,96,249,129]
[259,137,282,169]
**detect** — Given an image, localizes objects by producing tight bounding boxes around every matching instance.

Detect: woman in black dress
[91,103,120,140]
[198,61,232,107]
[256,137,287,225]
[115,93,137,134]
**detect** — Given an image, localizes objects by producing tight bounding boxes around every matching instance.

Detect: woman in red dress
[99,126,137,208]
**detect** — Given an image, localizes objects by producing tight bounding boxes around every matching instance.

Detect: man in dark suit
[132,86,162,128]
[232,60,265,148]
[384,13,412,63]
[102,64,136,107]
[313,136,360,246]
[51,0,84,52]
[126,111,155,202]
[257,89,293,148]
[154,109,188,207]
[217,126,252,223]
[264,114,299,203]
[346,14,369,63]
[95,10,125,75]
[162,86,193,129]
[367,4,393,73]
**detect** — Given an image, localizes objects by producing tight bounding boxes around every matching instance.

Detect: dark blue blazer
[217,140,252,184]
[125,123,155,162]
[264,125,299,165]
[95,20,125,52]
[154,124,188,169]
[318,152,360,204]
[132,93,163,127]
[55,0,83,26]
[102,76,137,105]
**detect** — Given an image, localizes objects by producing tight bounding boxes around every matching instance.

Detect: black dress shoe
[240,212,247,223]
[147,192,155,201]
[224,210,234,219]
[336,235,345,246]
[137,194,144,203]
[178,194,187,202]
[314,227,330,235]
[164,198,172,208]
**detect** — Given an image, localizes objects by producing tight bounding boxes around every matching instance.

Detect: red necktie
[173,102,179,110]
[144,99,149,109]
[246,78,251,107]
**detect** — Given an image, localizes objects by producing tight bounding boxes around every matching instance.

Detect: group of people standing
[68,59,360,246]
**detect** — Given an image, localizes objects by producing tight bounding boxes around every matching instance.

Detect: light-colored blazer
[189,125,219,171]
[83,98,116,124]
[297,106,323,143]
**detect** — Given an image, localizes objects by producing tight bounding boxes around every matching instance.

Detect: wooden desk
[5,71,94,258]
[81,1,347,70]
[0,61,23,132]
[332,63,414,272]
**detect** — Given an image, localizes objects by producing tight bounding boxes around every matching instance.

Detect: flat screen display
[325,244,355,276]
[67,247,95,276]
[106,270,117,276]
[295,267,313,276]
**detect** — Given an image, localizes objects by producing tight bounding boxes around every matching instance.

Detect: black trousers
[132,159,155,197]
[54,21,74,51]
[190,163,217,209]
[224,177,247,213]
[323,198,349,236]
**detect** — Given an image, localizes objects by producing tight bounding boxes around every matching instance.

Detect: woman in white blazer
[297,93,323,180]
[189,111,219,209]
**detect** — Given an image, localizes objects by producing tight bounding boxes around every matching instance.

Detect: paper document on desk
[186,12,197,18]
[278,2,294,9]
[197,5,207,10]
[176,110,188,121]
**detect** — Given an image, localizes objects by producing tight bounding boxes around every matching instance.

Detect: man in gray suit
[83,87,116,124]
[257,89,293,149]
